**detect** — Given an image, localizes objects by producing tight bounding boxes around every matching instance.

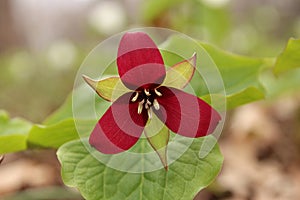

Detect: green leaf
[82,75,129,102]
[0,110,32,154]
[274,38,300,75]
[57,136,223,200]
[202,87,265,111]
[200,42,267,95]
[27,119,94,149]
[160,35,270,109]
[163,53,196,89]
[226,87,265,109]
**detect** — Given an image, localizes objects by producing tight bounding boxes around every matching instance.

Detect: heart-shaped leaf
[57,136,223,200]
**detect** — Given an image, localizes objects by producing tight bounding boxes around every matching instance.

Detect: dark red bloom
[86,32,221,155]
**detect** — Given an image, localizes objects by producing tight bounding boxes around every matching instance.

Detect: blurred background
[0,0,300,199]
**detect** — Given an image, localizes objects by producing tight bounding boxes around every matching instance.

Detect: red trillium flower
[83,32,221,169]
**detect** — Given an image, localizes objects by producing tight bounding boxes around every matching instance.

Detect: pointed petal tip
[82,74,97,89]
[82,74,88,79]
[192,52,197,57]
[164,165,168,171]
[82,74,91,81]
[156,149,169,172]
[189,52,197,67]
[158,153,168,171]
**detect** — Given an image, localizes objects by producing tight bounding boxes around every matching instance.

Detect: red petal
[154,87,221,138]
[89,92,148,154]
[117,32,166,89]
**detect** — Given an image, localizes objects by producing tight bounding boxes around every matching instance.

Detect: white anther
[146,99,152,105]
[138,100,144,114]
[144,88,151,96]
[154,88,162,96]
[145,103,149,110]
[138,104,143,114]
[153,99,160,110]
[131,92,139,102]
[147,109,152,119]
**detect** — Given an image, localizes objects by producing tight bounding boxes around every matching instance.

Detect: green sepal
[163,53,196,89]
[144,115,170,170]
[82,75,129,102]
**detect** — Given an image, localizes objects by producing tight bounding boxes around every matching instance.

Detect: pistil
[135,87,163,116]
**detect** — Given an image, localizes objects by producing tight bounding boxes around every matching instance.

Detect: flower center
[131,88,162,118]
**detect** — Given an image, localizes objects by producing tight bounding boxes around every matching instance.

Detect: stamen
[144,88,151,96]
[154,88,162,96]
[138,100,144,114]
[153,99,160,110]
[131,92,139,102]
[145,103,149,109]
[146,99,152,106]
[147,109,152,119]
